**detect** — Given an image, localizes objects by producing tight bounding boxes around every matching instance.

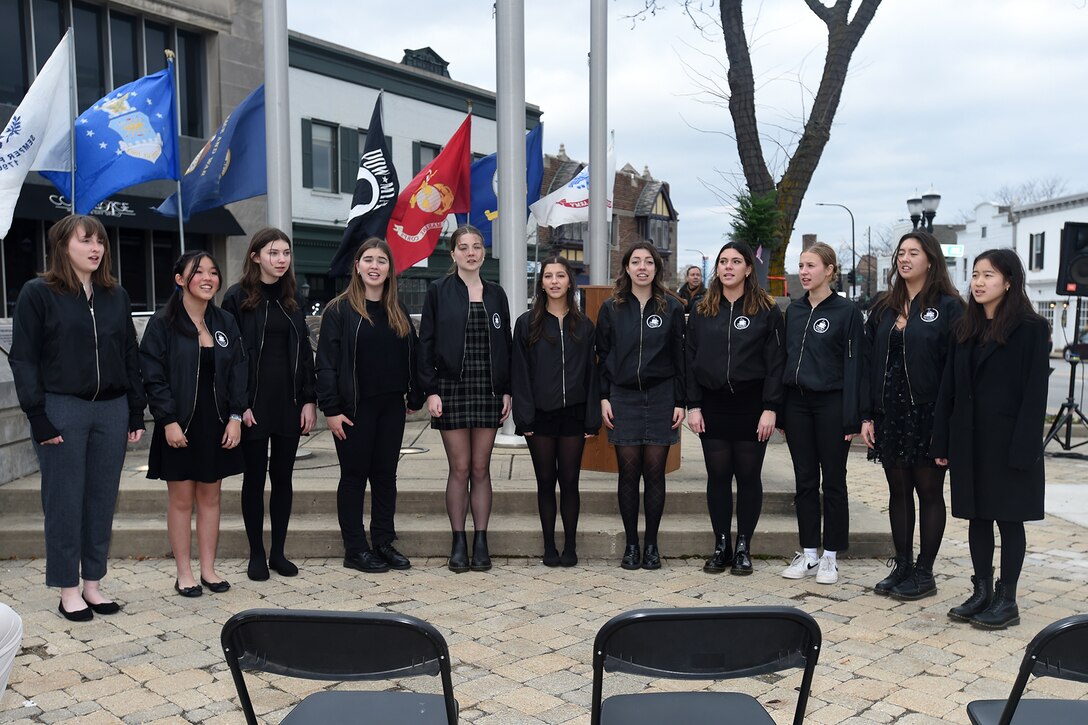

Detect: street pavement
[1,421,1087,724]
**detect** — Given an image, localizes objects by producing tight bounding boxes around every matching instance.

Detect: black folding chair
[221,608,458,724]
[967,613,1088,724]
[590,606,821,725]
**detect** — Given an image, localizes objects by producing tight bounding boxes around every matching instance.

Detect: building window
[109,11,139,86]
[647,217,671,251]
[0,0,28,105]
[303,120,338,193]
[144,20,171,73]
[72,1,106,112]
[413,141,441,176]
[1037,302,1054,328]
[176,30,205,137]
[32,0,64,71]
[1030,232,1045,271]
[981,226,987,238]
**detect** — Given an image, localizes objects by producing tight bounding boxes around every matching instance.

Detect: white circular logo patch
[492,313,501,329]
[920,308,939,323]
[813,318,830,334]
[734,316,750,330]
[646,314,663,329]
[214,330,229,347]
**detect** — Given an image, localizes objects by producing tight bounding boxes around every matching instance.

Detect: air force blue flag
[156,85,265,221]
[456,123,543,247]
[42,62,179,215]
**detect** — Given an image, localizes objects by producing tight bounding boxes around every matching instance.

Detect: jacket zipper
[480,297,496,396]
[458,298,471,382]
[184,336,201,434]
[726,299,735,393]
[881,321,894,405]
[559,316,567,407]
[281,301,300,406]
[901,313,915,404]
[88,293,101,400]
[251,300,269,409]
[351,316,362,416]
[793,306,816,387]
[636,301,645,389]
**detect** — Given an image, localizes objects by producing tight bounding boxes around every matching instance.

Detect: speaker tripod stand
[1044,355,1088,452]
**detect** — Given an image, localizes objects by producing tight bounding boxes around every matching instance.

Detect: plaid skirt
[431,302,503,430]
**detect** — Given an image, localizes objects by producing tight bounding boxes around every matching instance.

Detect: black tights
[702,438,766,540]
[241,433,301,562]
[616,445,668,546]
[440,428,497,530]
[969,519,1026,599]
[526,434,585,553]
[885,465,947,564]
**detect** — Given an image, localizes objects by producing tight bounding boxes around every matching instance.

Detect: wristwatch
[229,414,243,422]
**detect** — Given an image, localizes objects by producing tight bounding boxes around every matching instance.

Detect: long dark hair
[956,248,1043,345]
[611,241,669,313]
[326,237,411,337]
[871,231,961,320]
[696,240,775,317]
[238,227,298,313]
[528,255,585,347]
[162,250,221,338]
[42,215,117,294]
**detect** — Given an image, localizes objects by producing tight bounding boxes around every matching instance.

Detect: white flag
[530,145,615,228]
[0,31,73,239]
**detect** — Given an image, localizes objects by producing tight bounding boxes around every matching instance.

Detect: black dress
[432,302,502,430]
[245,290,298,439]
[868,327,937,469]
[148,347,245,483]
[700,380,763,442]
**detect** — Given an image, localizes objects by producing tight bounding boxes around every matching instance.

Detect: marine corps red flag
[387,113,471,271]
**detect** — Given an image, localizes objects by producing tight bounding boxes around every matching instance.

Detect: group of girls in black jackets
[11,216,1049,632]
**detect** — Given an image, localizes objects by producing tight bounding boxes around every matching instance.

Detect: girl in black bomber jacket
[512,256,601,568]
[686,241,785,576]
[222,227,317,582]
[780,242,866,586]
[316,238,424,575]
[140,251,247,598]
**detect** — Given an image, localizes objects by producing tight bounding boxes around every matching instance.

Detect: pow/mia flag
[329,92,400,277]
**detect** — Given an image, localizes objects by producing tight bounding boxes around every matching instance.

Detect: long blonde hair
[327,238,411,337]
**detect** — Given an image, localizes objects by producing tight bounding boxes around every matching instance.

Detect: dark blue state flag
[329,93,399,277]
[42,63,178,215]
[156,85,265,221]
[456,123,543,247]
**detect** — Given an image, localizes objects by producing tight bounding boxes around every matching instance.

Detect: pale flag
[0,31,73,239]
[530,145,615,228]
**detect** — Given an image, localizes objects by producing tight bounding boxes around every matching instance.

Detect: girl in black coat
[932,249,1050,630]
[512,256,600,567]
[686,241,785,575]
[222,228,317,582]
[10,215,145,620]
[140,251,247,597]
[861,231,964,600]
[316,238,424,574]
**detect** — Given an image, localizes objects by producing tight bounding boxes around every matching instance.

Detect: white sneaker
[815,555,838,584]
[782,552,819,579]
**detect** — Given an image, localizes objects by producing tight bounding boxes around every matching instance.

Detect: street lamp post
[815,202,856,299]
[685,248,709,285]
[907,187,941,233]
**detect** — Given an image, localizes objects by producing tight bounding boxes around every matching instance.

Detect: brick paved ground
[1,429,1086,724]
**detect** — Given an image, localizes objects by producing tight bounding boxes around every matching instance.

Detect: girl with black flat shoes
[596,242,686,571]
[419,225,512,573]
[861,231,963,601]
[932,249,1050,631]
[687,241,784,576]
[140,251,247,598]
[315,238,424,575]
[10,215,145,621]
[223,228,317,582]
[512,256,601,567]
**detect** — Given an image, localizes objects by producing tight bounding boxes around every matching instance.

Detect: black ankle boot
[730,535,753,575]
[470,530,492,571]
[874,555,912,595]
[890,557,936,601]
[970,579,1020,630]
[948,572,994,621]
[703,533,732,574]
[448,532,469,573]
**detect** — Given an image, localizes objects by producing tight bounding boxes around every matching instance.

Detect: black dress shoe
[200,577,231,593]
[344,551,390,573]
[174,580,203,598]
[542,547,560,567]
[375,543,411,570]
[82,595,121,615]
[268,555,299,577]
[620,544,641,570]
[641,544,662,570]
[448,532,470,573]
[703,534,732,574]
[730,535,753,576]
[247,556,270,581]
[470,531,492,572]
[58,600,93,622]
[970,580,1020,630]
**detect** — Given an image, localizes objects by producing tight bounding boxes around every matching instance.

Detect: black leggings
[526,434,585,553]
[969,519,1026,599]
[884,466,947,564]
[616,445,669,547]
[701,438,766,540]
[241,431,301,561]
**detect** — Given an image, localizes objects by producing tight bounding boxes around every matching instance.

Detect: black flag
[329,92,400,277]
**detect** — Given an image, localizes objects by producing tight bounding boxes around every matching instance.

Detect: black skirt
[700,380,763,442]
[431,302,503,431]
[518,404,587,437]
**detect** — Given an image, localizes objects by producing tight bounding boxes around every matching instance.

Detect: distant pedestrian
[686,241,784,575]
[512,256,600,567]
[933,249,1050,630]
[862,231,963,600]
[676,264,706,314]
[9,214,145,621]
[597,241,686,570]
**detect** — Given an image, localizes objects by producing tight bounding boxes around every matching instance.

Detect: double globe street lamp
[907,188,941,233]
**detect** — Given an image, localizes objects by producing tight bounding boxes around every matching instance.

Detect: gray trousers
[35,394,128,587]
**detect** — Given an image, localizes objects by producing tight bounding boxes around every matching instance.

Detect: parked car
[1063,328,1088,361]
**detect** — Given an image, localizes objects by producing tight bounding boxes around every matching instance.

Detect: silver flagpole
[165,51,185,252]
[67,27,77,213]
[263,0,292,233]
[588,0,608,284]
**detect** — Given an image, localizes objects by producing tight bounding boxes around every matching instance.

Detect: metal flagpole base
[494,418,526,448]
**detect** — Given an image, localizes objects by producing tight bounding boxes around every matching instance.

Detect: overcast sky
[287,0,1088,273]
